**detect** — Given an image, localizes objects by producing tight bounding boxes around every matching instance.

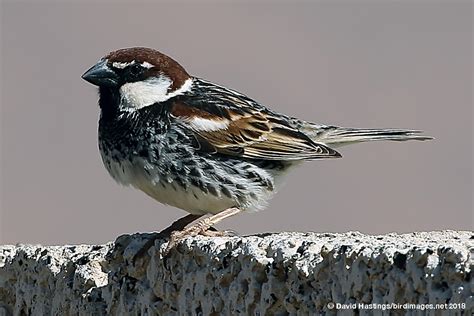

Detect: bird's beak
[82,59,119,87]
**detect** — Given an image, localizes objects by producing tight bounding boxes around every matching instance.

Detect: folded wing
[169,97,341,161]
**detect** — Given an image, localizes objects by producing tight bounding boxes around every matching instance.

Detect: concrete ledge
[0,231,472,315]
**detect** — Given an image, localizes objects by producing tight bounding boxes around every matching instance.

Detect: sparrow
[82,47,432,252]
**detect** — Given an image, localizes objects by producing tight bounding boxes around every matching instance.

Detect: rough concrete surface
[0,231,472,315]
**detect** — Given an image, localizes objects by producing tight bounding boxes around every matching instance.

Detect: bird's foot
[163,207,242,255]
[164,219,212,255]
[200,229,237,237]
[132,214,203,263]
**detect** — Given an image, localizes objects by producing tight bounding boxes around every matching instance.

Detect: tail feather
[306,125,433,147]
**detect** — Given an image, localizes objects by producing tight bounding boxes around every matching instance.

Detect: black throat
[98,86,122,121]
[97,86,174,137]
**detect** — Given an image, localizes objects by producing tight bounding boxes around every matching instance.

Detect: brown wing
[170,100,341,161]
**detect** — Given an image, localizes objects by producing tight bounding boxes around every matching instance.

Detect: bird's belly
[101,153,239,215]
[99,142,291,214]
[133,177,235,215]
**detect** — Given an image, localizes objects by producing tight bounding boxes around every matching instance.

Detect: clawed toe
[162,208,243,256]
[163,224,207,255]
[200,230,225,237]
[163,227,239,255]
[132,214,203,263]
[200,229,237,237]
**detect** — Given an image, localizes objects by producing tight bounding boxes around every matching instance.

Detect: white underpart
[100,153,276,214]
[119,77,193,110]
[186,117,229,132]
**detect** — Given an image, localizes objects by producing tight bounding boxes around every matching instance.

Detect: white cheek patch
[120,76,172,109]
[119,77,193,110]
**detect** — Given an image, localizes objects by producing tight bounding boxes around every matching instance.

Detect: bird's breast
[98,119,293,214]
[98,146,238,214]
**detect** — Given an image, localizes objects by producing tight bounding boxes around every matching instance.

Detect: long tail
[305,125,433,147]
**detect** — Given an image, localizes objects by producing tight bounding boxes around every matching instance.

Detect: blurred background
[1,1,472,245]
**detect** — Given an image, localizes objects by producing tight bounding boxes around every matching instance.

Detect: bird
[82,47,432,252]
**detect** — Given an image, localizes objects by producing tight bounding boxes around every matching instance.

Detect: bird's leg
[133,214,203,262]
[158,214,203,236]
[164,207,242,254]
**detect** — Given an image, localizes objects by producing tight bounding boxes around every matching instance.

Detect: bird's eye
[129,64,143,76]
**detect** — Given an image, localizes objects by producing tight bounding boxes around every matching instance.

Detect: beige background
[1,1,472,245]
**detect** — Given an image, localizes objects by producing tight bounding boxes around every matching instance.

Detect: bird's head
[82,47,192,112]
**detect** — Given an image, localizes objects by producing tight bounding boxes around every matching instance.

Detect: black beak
[82,59,119,87]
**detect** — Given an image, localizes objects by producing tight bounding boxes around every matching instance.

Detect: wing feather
[169,80,341,161]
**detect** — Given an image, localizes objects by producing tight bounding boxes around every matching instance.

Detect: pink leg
[164,207,242,254]
[133,214,203,261]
